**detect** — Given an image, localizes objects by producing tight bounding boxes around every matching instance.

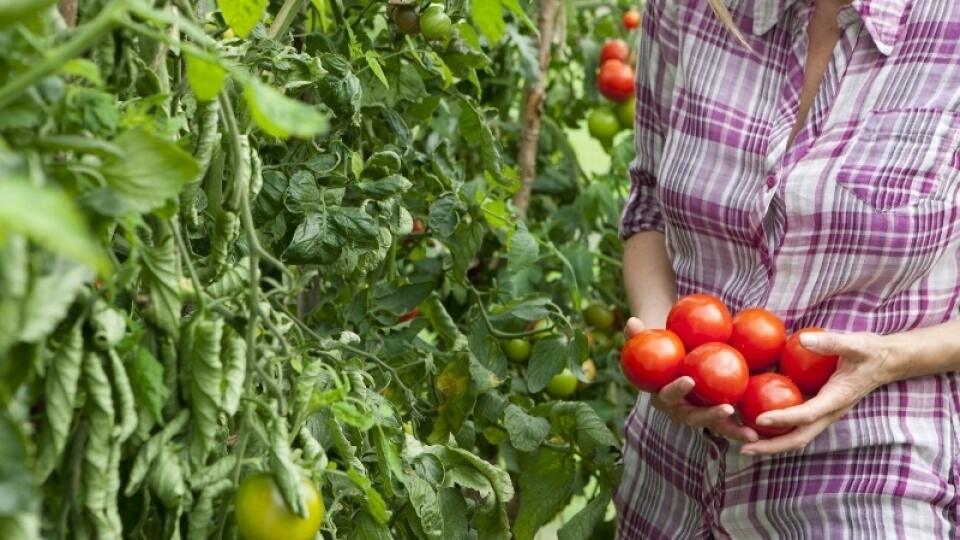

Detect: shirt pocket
[835,109,960,211]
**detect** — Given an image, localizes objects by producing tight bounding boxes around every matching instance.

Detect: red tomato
[600,39,630,64]
[728,307,786,372]
[623,9,641,30]
[666,294,733,351]
[680,342,749,405]
[597,59,635,102]
[411,218,425,234]
[397,307,420,323]
[779,328,838,395]
[620,329,686,393]
[738,373,804,437]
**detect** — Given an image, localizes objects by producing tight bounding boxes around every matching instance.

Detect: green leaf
[61,59,104,87]
[402,473,443,539]
[347,468,391,524]
[185,53,226,101]
[217,0,267,37]
[99,130,201,215]
[180,316,224,464]
[470,0,505,44]
[439,487,470,539]
[557,483,612,540]
[0,0,56,29]
[331,401,374,430]
[374,281,435,314]
[500,0,536,33]
[458,99,501,174]
[514,448,576,540]
[507,223,538,272]
[526,336,567,393]
[355,175,412,198]
[140,220,182,339]
[283,211,342,265]
[19,258,91,342]
[129,347,169,425]
[364,50,389,89]
[244,81,330,139]
[35,324,83,481]
[428,193,460,238]
[545,401,619,461]
[503,404,550,452]
[330,207,380,248]
[0,181,109,274]
[0,411,37,517]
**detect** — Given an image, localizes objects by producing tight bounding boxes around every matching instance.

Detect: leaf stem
[172,216,207,312]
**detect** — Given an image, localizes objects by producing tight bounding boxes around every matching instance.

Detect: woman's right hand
[625,317,759,442]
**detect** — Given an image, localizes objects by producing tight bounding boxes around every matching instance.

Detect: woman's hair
[706,0,751,47]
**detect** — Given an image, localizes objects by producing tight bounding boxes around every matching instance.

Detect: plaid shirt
[616,0,960,537]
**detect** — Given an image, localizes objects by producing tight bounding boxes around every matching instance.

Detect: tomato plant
[667,294,734,350]
[588,108,622,143]
[780,328,839,394]
[680,343,749,405]
[597,59,636,102]
[620,329,686,392]
[728,307,787,372]
[738,373,804,437]
[600,39,630,64]
[235,473,325,540]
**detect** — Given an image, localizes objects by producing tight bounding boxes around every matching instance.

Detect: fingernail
[757,417,773,426]
[800,334,821,348]
[741,449,756,456]
[721,405,734,415]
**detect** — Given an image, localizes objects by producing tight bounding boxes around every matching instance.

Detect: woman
[615,0,960,537]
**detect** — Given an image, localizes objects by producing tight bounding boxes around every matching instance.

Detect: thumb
[798,331,861,356]
[624,317,645,338]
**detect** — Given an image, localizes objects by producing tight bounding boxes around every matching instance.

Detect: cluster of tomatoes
[387,2,452,40]
[587,9,642,145]
[620,294,839,437]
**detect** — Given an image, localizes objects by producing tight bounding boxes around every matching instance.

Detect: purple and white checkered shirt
[616,0,960,537]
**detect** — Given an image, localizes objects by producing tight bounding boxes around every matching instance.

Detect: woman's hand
[740,331,904,456]
[625,317,760,442]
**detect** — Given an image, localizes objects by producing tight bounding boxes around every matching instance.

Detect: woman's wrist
[876,332,913,385]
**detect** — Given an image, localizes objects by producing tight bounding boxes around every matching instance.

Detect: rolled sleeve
[619,0,678,240]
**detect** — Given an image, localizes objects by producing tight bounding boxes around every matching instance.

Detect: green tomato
[583,303,614,331]
[528,319,552,338]
[546,369,578,399]
[617,98,636,129]
[503,338,532,363]
[235,473,324,540]
[420,4,452,40]
[587,108,621,142]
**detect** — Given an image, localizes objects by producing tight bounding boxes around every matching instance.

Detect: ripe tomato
[623,9,641,29]
[587,108,621,142]
[680,342,749,405]
[388,4,420,34]
[578,358,598,390]
[666,294,733,350]
[597,59,635,102]
[728,307,786,372]
[411,218,425,234]
[779,328,839,394]
[600,39,630,63]
[397,307,420,323]
[503,338,532,363]
[617,98,635,129]
[620,329,686,392]
[738,373,804,437]
[584,303,615,330]
[235,472,325,540]
[420,4,452,40]
[546,369,578,398]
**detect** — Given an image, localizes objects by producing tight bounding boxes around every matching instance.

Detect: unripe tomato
[620,329,686,392]
[779,328,838,394]
[583,302,615,330]
[600,39,630,64]
[623,9,641,30]
[680,342,749,405]
[728,307,786,372]
[587,108,621,143]
[546,369,578,398]
[528,319,552,338]
[503,338,532,363]
[738,373,804,437]
[666,294,733,351]
[578,359,597,390]
[420,4,452,40]
[235,473,324,540]
[597,59,635,102]
[617,98,635,129]
[388,4,421,34]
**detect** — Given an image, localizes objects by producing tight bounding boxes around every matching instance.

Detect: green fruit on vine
[584,303,615,331]
[235,473,324,540]
[503,338,532,362]
[546,369,578,398]
[617,98,636,129]
[420,4,452,40]
[388,4,421,35]
[587,108,621,142]
[528,319,552,338]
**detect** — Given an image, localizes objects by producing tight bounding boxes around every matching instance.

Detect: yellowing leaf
[185,53,226,101]
[217,0,267,38]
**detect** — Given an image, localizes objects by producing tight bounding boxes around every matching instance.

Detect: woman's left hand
[740,331,904,456]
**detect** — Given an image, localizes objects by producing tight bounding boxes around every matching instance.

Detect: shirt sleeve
[619,0,679,239]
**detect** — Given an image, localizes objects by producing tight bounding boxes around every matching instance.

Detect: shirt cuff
[619,169,665,239]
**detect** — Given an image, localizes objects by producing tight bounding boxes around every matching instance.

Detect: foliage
[0,0,640,537]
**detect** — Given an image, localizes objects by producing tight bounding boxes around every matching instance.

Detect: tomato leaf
[347,468,392,524]
[503,404,550,452]
[244,80,330,139]
[507,222,538,272]
[513,448,576,540]
[217,0,267,38]
[526,336,567,393]
[470,0,505,44]
[457,98,501,174]
[19,258,91,342]
[364,50,389,89]
[35,324,83,481]
[557,482,613,540]
[185,53,226,101]
[140,221,182,339]
[129,346,169,425]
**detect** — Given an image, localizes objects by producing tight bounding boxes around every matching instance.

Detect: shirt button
[708,447,719,460]
[767,176,776,189]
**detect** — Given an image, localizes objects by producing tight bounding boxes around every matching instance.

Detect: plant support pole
[512,0,560,217]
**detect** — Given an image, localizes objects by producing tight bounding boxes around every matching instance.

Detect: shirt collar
[728,0,909,56]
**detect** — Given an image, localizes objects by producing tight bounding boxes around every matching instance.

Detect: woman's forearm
[622,231,677,328]
[885,319,960,381]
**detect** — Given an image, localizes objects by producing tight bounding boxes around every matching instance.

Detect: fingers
[799,331,865,356]
[740,415,834,455]
[755,382,852,428]
[707,417,760,443]
[624,317,645,338]
[655,376,694,406]
[677,403,734,427]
